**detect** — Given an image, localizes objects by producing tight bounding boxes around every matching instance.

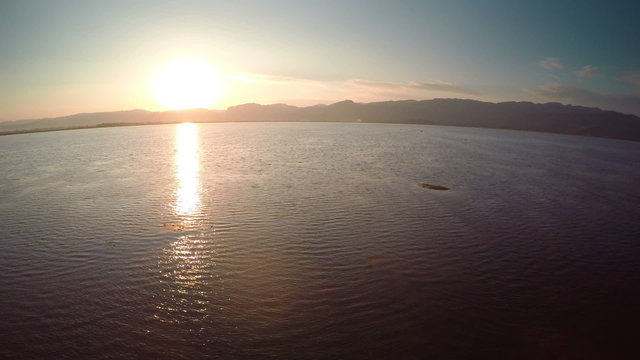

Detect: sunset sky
[1,0,639,120]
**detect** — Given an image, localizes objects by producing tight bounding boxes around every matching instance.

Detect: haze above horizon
[1,0,639,121]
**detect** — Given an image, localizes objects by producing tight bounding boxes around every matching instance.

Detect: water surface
[1,122,639,359]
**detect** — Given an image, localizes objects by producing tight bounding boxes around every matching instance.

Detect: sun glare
[151,57,224,110]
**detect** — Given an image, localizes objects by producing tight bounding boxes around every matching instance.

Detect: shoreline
[2,120,639,144]
[0,122,170,137]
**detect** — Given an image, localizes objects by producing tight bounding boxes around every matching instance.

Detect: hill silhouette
[2,99,639,141]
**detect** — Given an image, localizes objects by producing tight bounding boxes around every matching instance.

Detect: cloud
[621,71,640,87]
[347,79,479,95]
[225,73,481,106]
[407,81,480,95]
[227,73,322,85]
[576,65,600,78]
[525,83,640,116]
[538,57,564,70]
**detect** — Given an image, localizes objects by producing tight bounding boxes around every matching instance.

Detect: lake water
[1,122,639,359]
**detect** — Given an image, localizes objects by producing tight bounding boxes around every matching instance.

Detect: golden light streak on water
[174,122,201,219]
[157,123,210,324]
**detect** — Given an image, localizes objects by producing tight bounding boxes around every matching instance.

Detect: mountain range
[2,99,640,142]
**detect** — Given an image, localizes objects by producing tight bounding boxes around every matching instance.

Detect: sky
[1,0,639,120]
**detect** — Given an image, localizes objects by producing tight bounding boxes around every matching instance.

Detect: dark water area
[1,122,639,359]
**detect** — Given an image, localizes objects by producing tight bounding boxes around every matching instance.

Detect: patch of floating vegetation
[420,183,449,190]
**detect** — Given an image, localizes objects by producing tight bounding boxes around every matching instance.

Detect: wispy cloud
[225,73,480,106]
[620,71,640,88]
[538,57,564,70]
[525,82,640,116]
[408,81,480,95]
[227,73,322,85]
[576,65,600,78]
[347,79,479,95]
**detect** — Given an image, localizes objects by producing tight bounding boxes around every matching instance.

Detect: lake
[1,122,639,359]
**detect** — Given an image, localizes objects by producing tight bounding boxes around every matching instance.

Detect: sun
[150,57,224,110]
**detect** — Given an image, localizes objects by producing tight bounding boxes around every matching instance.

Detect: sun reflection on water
[174,122,201,219]
[155,122,213,325]
[155,234,213,324]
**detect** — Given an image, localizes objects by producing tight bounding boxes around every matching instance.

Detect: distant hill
[2,99,640,142]
[0,108,218,133]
